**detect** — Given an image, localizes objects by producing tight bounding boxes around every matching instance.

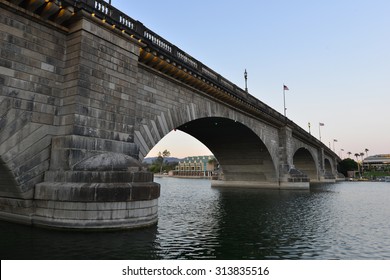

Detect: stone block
[132,171,154,182]
[94,184,131,202]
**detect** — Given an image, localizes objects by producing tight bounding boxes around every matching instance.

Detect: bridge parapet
[4,0,341,149]
[10,0,285,125]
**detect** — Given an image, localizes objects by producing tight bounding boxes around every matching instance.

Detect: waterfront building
[172,155,219,177]
[363,154,390,171]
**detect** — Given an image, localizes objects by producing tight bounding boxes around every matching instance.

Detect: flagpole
[283,85,287,117]
[283,88,286,117]
[318,122,325,142]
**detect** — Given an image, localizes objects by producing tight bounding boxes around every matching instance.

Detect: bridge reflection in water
[1,178,390,260]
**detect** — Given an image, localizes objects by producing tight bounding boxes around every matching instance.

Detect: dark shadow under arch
[293,148,318,181]
[177,117,277,183]
[0,157,19,196]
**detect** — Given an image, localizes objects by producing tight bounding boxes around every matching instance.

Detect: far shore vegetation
[338,158,390,180]
[145,149,178,174]
[144,151,389,180]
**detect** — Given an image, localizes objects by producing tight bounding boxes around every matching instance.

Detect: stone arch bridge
[0,0,340,229]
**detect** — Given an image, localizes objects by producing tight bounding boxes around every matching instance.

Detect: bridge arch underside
[177,117,278,187]
[324,158,335,180]
[293,148,318,182]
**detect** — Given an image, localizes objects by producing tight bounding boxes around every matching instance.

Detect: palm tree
[354,153,361,177]
[347,151,352,158]
[360,152,365,173]
[364,148,370,171]
[354,153,359,161]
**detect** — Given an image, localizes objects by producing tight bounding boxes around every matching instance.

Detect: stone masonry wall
[0,7,144,197]
[51,16,141,171]
[0,6,66,198]
[0,5,161,229]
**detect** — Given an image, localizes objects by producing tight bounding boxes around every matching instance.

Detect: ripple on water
[1,180,390,259]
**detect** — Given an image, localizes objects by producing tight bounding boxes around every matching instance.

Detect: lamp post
[333,139,337,152]
[308,122,311,134]
[244,69,248,92]
[283,85,289,117]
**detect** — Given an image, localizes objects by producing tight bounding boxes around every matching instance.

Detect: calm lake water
[1,178,390,260]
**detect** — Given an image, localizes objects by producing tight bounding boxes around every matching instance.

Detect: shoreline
[154,174,218,180]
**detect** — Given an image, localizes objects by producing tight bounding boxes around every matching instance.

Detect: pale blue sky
[112,0,390,158]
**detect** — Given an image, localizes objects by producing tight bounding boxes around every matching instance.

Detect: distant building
[172,155,218,177]
[363,154,390,171]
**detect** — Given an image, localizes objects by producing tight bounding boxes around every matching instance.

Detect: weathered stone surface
[33,198,159,230]
[73,152,141,171]
[32,180,160,229]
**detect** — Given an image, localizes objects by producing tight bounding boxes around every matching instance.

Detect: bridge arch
[176,117,278,184]
[292,147,318,181]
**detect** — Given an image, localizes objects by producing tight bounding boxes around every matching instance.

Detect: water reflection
[1,179,390,259]
[0,221,159,259]
[213,188,319,259]
[155,177,222,259]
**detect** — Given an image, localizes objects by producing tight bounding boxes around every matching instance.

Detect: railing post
[111,9,120,22]
[134,20,146,38]
[172,45,178,58]
[85,0,96,8]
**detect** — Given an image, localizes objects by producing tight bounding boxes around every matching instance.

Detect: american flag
[319,123,325,126]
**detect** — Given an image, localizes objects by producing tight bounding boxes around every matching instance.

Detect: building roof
[363,154,390,164]
[179,155,215,164]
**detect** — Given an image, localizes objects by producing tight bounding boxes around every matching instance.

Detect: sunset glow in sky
[111,0,390,159]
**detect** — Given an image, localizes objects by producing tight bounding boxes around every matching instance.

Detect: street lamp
[333,139,337,152]
[283,85,289,117]
[244,69,248,92]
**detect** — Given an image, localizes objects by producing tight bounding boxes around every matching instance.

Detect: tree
[158,149,171,174]
[354,153,359,161]
[347,151,352,158]
[338,158,358,177]
[207,157,219,171]
[365,148,370,170]
[360,152,365,172]
[354,153,361,176]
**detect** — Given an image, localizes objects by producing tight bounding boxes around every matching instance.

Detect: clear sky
[111,0,390,159]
